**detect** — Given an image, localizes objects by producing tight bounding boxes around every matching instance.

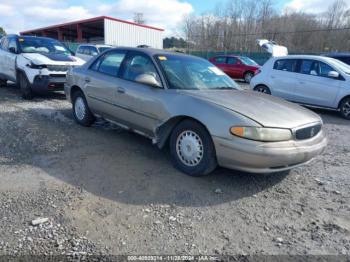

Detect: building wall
[104,19,163,49]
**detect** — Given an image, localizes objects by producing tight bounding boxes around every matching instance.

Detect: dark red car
[209,55,260,83]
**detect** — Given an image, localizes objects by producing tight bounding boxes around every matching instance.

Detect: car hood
[22,53,85,66]
[180,90,321,129]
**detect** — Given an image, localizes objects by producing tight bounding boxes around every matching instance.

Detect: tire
[169,119,217,176]
[254,85,271,95]
[339,97,350,120]
[0,78,7,87]
[244,72,254,83]
[72,90,95,126]
[18,72,33,100]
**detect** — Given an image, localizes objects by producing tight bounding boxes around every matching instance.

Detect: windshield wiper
[212,86,237,90]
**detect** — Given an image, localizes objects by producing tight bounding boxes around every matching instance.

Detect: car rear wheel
[254,85,271,95]
[244,72,254,83]
[339,97,350,120]
[169,120,217,176]
[18,72,33,100]
[72,90,95,126]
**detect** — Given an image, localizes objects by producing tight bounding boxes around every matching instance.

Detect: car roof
[78,44,112,48]
[107,46,201,59]
[271,54,336,61]
[9,34,59,41]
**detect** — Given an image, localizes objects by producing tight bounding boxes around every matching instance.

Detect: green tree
[0,27,6,36]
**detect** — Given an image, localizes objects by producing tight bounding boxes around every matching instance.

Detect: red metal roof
[20,16,164,34]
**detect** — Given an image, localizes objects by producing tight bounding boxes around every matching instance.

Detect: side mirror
[328,71,340,79]
[8,47,17,54]
[91,52,98,56]
[135,74,162,88]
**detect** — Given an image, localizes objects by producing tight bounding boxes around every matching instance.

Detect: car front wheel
[72,90,95,126]
[339,97,350,120]
[254,85,271,95]
[169,120,217,176]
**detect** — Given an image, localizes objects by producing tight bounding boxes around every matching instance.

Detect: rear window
[273,59,298,72]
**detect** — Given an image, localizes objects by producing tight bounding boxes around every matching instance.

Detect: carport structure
[20,16,164,48]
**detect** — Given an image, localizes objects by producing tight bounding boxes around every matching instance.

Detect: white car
[0,35,85,99]
[250,40,350,119]
[75,44,112,61]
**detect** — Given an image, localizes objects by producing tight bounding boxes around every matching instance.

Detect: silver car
[65,48,327,176]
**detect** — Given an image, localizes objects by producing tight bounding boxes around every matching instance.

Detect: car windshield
[98,47,112,53]
[240,56,258,66]
[328,58,350,75]
[155,54,240,90]
[18,37,71,55]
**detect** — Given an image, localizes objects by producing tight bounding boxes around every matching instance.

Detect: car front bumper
[32,75,66,93]
[213,130,327,173]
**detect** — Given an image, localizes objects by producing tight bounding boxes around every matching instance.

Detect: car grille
[295,124,322,140]
[47,65,70,72]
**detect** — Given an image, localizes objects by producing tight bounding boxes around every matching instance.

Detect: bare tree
[180,0,350,54]
[134,13,145,24]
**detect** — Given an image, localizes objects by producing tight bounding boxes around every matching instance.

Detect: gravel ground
[0,83,349,260]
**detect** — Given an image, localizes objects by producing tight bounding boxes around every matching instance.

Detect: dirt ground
[0,83,349,259]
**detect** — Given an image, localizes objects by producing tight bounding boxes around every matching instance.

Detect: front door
[113,51,165,136]
[293,59,341,108]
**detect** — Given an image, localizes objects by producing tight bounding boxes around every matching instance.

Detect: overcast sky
[1,0,349,36]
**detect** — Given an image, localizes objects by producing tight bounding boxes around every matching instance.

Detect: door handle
[271,76,276,79]
[299,81,305,84]
[117,87,125,94]
[84,77,91,83]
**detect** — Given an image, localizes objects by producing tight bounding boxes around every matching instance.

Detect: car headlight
[26,62,47,69]
[230,126,292,142]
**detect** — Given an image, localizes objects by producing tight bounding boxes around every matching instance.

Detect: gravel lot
[0,83,349,259]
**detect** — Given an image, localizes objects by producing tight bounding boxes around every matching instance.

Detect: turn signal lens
[230,126,292,142]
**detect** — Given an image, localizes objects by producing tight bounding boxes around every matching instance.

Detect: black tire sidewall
[169,120,217,176]
[254,85,271,95]
[244,72,253,83]
[72,90,95,126]
[340,98,350,120]
[18,72,33,100]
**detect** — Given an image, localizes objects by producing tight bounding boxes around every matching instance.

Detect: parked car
[324,52,350,65]
[209,55,260,83]
[65,47,326,176]
[75,44,112,61]
[0,34,85,99]
[251,40,350,120]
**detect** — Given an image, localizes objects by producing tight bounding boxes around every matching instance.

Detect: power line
[188,27,350,38]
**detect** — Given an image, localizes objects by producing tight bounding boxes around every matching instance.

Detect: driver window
[122,54,161,85]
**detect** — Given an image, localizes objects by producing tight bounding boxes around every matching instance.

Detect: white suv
[250,40,350,119]
[0,35,85,99]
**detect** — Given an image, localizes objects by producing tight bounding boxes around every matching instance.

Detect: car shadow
[0,101,290,207]
[1,82,66,101]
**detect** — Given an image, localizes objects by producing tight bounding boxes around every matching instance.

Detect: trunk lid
[257,39,288,57]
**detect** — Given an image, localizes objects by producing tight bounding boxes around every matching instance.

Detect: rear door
[293,59,341,108]
[84,50,127,118]
[269,58,300,100]
[226,57,242,78]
